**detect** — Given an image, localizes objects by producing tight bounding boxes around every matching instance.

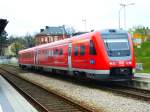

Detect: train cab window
[59,48,63,55]
[80,45,85,56]
[74,46,78,56]
[90,40,96,55]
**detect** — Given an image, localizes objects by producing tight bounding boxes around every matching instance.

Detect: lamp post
[119,3,135,29]
[118,6,124,29]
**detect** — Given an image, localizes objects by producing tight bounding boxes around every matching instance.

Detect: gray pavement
[0,88,14,112]
[135,73,150,78]
[0,75,38,112]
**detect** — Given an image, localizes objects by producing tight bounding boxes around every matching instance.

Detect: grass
[134,41,150,73]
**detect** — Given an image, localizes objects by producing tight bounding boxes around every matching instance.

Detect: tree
[8,34,35,56]
[0,31,8,56]
[24,34,35,48]
[129,26,149,42]
[11,41,24,56]
[63,25,76,36]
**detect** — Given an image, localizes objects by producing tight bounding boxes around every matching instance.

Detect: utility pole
[118,6,124,29]
[119,3,135,29]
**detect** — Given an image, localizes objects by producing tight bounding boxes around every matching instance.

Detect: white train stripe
[72,68,110,74]
[20,63,110,74]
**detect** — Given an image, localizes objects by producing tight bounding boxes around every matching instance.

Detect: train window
[45,50,48,58]
[80,45,85,56]
[48,50,51,56]
[90,40,96,55]
[59,48,63,55]
[55,48,59,55]
[74,46,78,56]
[49,50,53,56]
[51,50,54,56]
[54,49,56,55]
[44,50,46,54]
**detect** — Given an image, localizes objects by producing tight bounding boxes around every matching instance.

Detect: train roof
[100,29,128,35]
[19,29,127,54]
[19,31,93,54]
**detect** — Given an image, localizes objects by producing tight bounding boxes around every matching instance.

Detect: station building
[35,25,70,45]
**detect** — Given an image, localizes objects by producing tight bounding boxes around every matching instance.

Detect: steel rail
[1,65,150,109]
[0,67,93,112]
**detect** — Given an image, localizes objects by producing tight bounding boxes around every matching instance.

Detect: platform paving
[134,73,150,82]
[0,75,38,112]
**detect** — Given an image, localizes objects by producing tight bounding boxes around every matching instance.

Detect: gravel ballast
[10,71,150,112]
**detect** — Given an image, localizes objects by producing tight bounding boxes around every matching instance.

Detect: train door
[35,50,39,64]
[68,43,72,71]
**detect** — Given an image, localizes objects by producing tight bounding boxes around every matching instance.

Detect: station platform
[0,75,38,112]
[126,73,150,90]
[134,73,150,82]
[135,73,150,78]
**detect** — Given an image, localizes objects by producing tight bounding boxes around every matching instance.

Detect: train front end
[101,29,136,81]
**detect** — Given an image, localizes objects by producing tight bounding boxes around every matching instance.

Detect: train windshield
[104,39,129,51]
[102,34,130,57]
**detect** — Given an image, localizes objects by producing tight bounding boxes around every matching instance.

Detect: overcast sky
[0,0,150,36]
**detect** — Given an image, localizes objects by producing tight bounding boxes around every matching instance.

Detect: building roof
[0,19,8,36]
[40,26,67,35]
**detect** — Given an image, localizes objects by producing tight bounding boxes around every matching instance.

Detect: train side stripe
[19,64,110,74]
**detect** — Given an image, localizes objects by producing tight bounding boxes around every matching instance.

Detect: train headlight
[128,61,132,65]
[109,61,117,66]
[125,61,132,65]
[109,62,113,65]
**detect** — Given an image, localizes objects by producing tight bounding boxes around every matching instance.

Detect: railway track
[1,65,150,110]
[0,67,92,112]
[101,83,150,101]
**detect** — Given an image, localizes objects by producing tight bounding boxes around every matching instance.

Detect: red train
[18,29,136,81]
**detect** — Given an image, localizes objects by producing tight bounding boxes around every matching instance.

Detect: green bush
[134,41,150,73]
